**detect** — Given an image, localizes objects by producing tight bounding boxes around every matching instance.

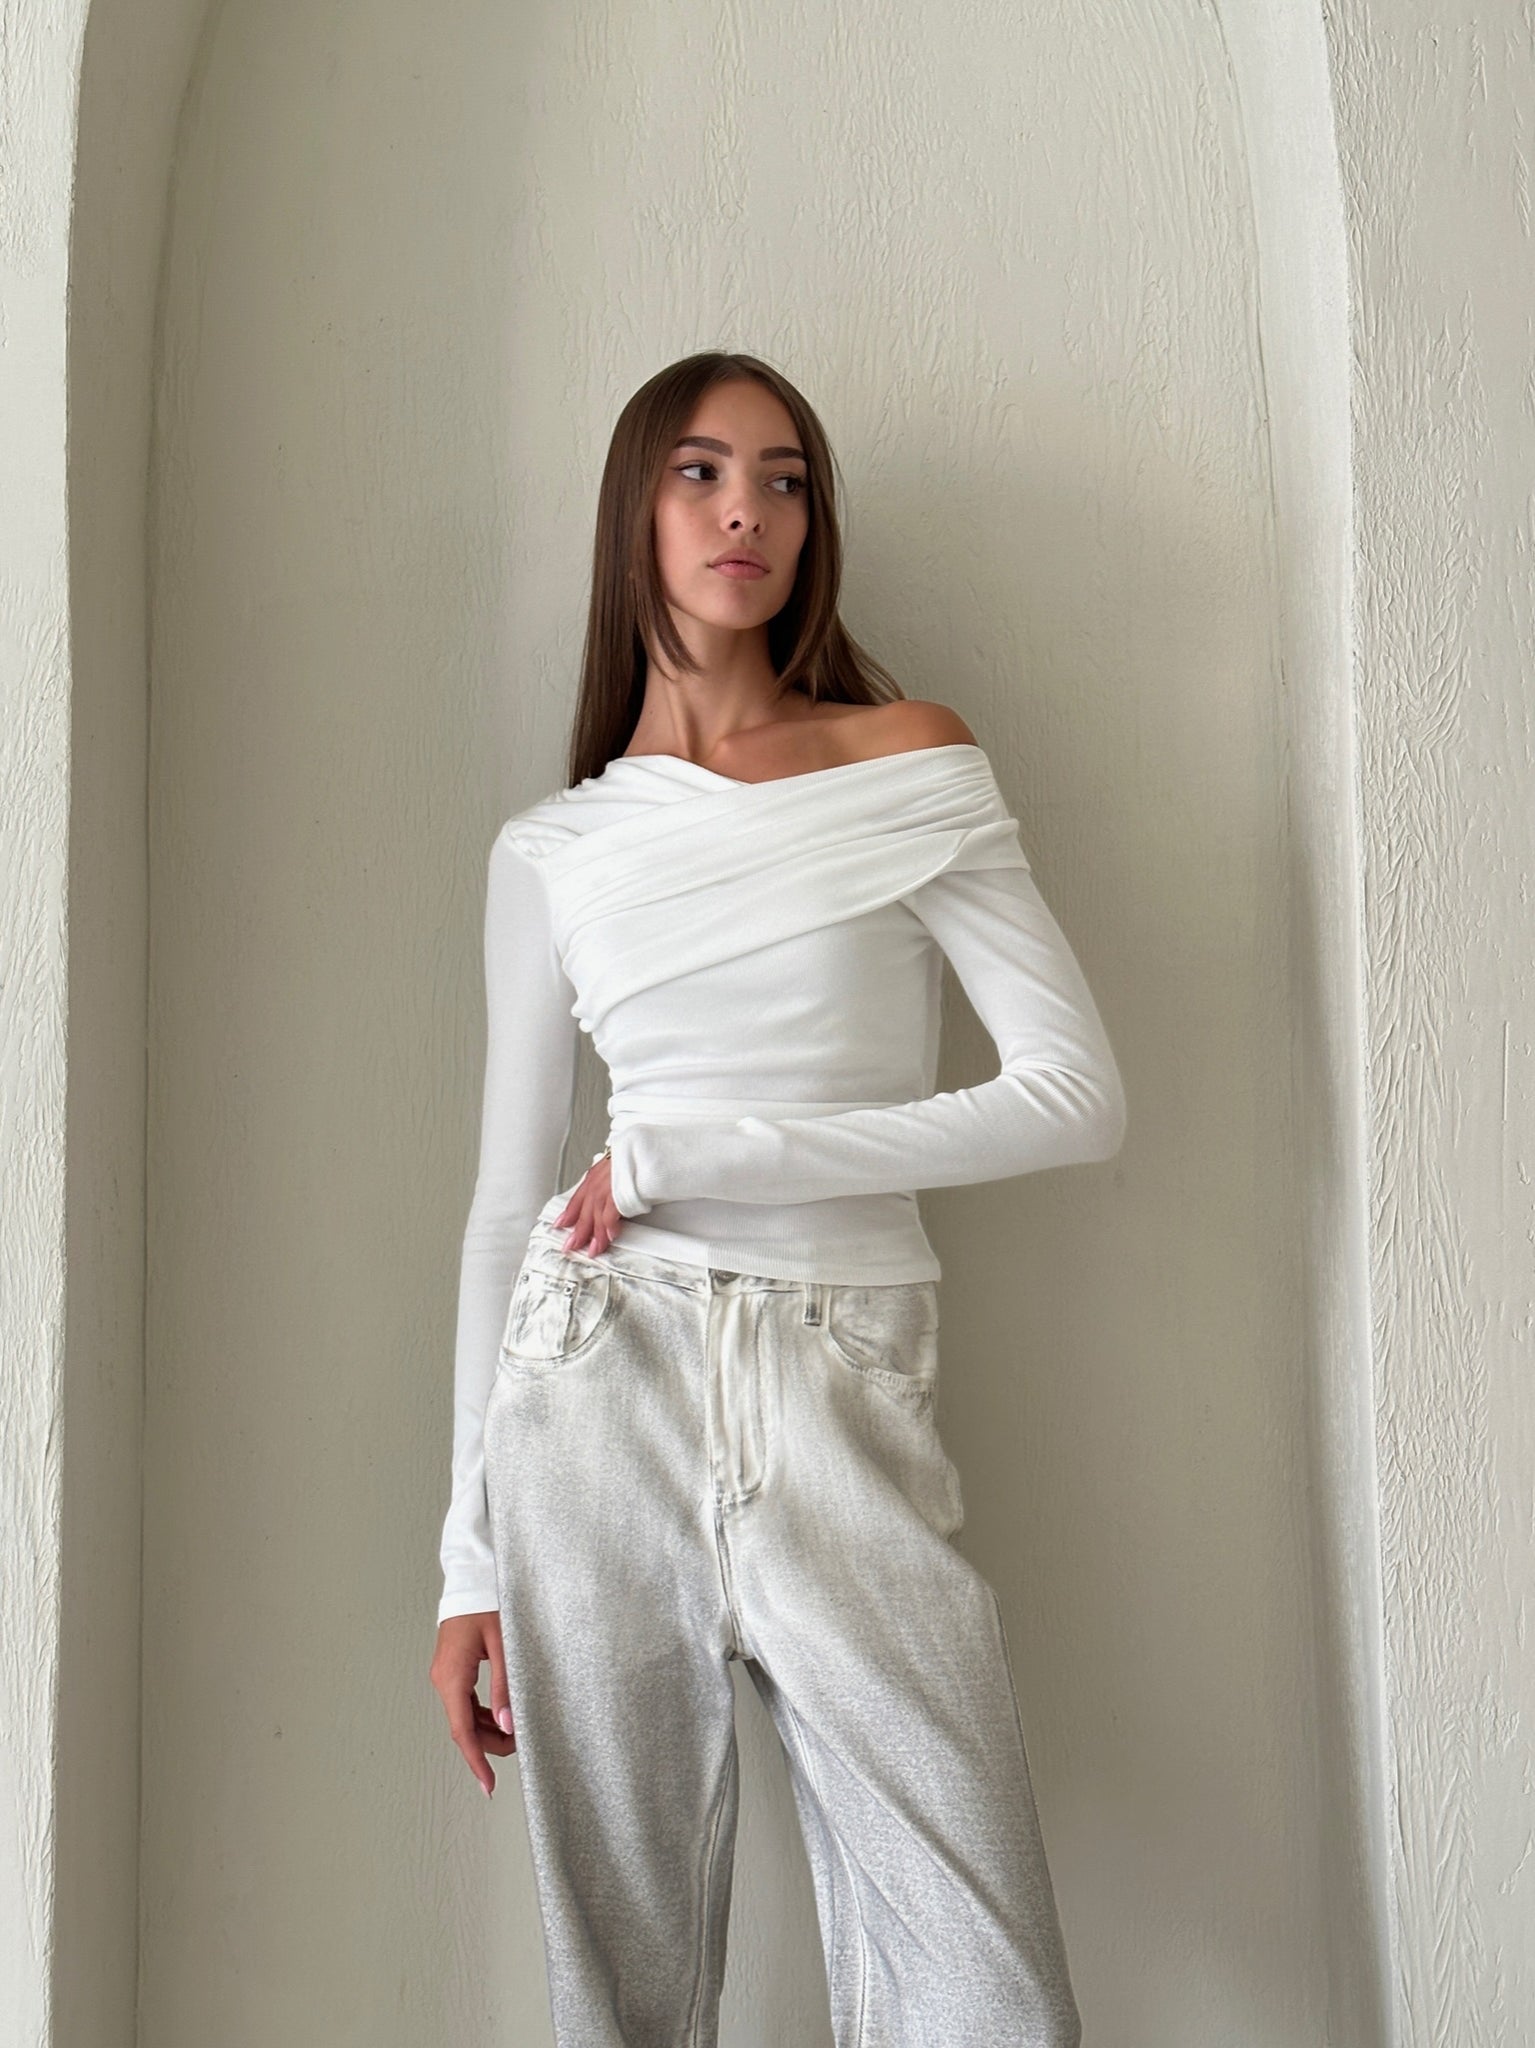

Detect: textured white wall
[0,11,90,2038]
[140,3,1323,2044]
[1324,4,1535,2037]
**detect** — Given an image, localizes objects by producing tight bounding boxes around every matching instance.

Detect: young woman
[429,351,1125,2047]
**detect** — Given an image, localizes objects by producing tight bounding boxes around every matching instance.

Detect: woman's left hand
[555,1150,623,1258]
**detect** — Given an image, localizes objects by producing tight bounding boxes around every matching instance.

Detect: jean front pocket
[819,1280,941,1405]
[499,1254,614,1368]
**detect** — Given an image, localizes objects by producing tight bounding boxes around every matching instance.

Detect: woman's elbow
[1083,1068,1128,1160]
[1048,1059,1127,1164]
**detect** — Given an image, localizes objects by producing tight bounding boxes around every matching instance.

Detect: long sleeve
[606,858,1126,1216]
[437,827,580,1624]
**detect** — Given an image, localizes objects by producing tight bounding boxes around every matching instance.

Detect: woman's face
[651,379,811,640]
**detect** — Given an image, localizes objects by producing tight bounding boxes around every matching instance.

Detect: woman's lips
[710,561,768,579]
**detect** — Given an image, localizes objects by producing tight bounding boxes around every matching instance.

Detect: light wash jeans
[482,1193,1082,2048]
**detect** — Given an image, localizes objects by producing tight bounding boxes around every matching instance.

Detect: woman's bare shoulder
[835,698,979,761]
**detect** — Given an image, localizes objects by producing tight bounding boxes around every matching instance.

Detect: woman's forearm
[608,861,1126,1216]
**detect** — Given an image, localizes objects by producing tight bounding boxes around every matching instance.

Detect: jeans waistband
[530,1199,801,1296]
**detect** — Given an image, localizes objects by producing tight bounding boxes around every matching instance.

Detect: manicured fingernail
[496,1707,513,1733]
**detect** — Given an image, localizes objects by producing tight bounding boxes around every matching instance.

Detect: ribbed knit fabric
[437,741,1126,1621]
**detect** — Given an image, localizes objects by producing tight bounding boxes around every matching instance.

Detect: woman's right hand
[431,1611,516,1796]
[555,1146,624,1257]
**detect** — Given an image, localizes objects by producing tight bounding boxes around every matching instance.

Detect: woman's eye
[674,463,806,496]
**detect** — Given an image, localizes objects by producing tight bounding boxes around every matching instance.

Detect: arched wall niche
[57,5,223,2044]
[39,1,1403,2043]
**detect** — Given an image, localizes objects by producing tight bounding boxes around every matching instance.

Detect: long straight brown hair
[564,351,907,790]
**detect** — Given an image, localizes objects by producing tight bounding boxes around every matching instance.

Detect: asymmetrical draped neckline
[505,739,1030,1042]
[606,740,987,790]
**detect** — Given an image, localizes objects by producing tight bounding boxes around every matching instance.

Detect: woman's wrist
[604,1130,649,1219]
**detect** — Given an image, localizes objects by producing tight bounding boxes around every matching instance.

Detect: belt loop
[802,1281,822,1327]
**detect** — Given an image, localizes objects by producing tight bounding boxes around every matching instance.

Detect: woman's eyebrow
[673,435,807,461]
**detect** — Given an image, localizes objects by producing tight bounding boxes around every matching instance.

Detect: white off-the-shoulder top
[438,741,1127,1620]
